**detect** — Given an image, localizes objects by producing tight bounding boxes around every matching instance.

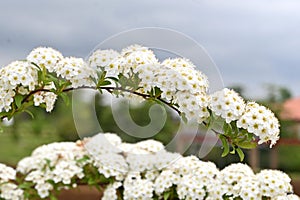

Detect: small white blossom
[257,169,293,198]
[88,49,121,77]
[237,102,280,147]
[0,183,24,200]
[27,47,63,73]
[209,88,246,123]
[57,57,96,88]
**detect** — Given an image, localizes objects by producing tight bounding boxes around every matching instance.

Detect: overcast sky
[1,0,300,99]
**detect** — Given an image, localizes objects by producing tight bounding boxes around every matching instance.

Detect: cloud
[0,0,299,98]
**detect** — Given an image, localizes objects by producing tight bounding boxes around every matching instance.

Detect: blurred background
[0,0,300,194]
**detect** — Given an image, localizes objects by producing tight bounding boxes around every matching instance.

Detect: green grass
[0,127,61,166]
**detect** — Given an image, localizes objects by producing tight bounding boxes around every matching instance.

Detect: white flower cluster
[27,47,63,73]
[134,57,210,122]
[88,44,158,78]
[17,142,88,198]
[88,49,121,77]
[0,163,16,184]
[208,88,280,147]
[91,133,298,200]
[208,163,259,199]
[0,45,282,147]
[209,163,297,200]
[163,156,219,200]
[257,169,293,198]
[119,44,159,77]
[0,164,24,200]
[84,133,128,181]
[237,102,280,147]
[0,47,98,114]
[102,182,122,200]
[88,45,211,122]
[32,82,57,112]
[0,61,38,112]
[0,133,298,200]
[56,57,96,88]
[28,47,97,89]
[88,45,281,146]
[209,88,245,123]
[123,172,154,200]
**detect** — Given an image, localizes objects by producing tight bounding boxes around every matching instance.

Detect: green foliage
[95,94,179,144]
[204,115,256,161]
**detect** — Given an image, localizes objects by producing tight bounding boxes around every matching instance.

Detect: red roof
[281,97,300,121]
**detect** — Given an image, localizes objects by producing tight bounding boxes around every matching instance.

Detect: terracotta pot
[57,185,102,200]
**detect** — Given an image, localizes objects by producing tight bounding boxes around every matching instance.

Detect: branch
[2,85,219,139]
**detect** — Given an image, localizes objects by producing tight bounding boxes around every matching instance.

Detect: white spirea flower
[35,182,53,199]
[0,183,24,200]
[218,163,255,197]
[162,58,209,94]
[0,164,23,200]
[277,194,300,200]
[84,133,123,156]
[0,164,16,183]
[33,91,57,112]
[168,156,219,200]
[123,173,154,200]
[117,44,158,77]
[154,169,178,195]
[84,133,128,180]
[27,47,63,73]
[176,174,206,200]
[56,57,96,88]
[209,88,246,123]
[102,182,122,200]
[0,61,38,112]
[92,153,128,181]
[237,102,280,147]
[133,139,164,153]
[0,132,297,200]
[238,176,262,200]
[17,142,88,199]
[257,169,293,198]
[175,91,210,123]
[88,49,121,77]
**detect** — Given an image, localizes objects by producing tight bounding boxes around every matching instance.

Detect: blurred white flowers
[0,133,298,200]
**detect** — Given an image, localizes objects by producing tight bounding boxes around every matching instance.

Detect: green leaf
[0,112,9,118]
[237,141,257,149]
[18,182,34,189]
[206,113,215,130]
[219,135,230,157]
[230,146,236,154]
[236,147,245,161]
[223,123,232,136]
[107,76,119,82]
[230,121,239,135]
[164,192,170,200]
[76,155,90,163]
[59,93,70,106]
[50,195,58,200]
[14,94,23,108]
[100,80,111,86]
[23,110,34,119]
[154,87,162,98]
